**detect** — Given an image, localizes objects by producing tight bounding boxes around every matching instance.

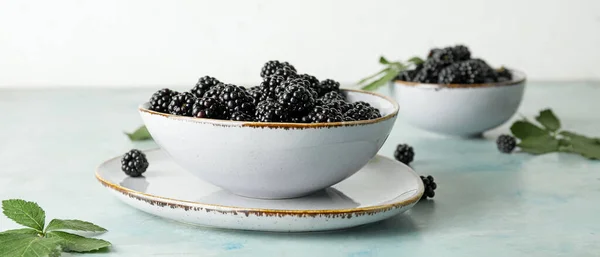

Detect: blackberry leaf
[46,219,107,233]
[125,125,152,141]
[1,199,45,232]
[535,109,561,132]
[510,120,549,140]
[559,131,600,159]
[47,231,111,253]
[517,134,559,155]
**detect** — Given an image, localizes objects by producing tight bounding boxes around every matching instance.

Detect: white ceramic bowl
[139,89,399,199]
[392,69,526,137]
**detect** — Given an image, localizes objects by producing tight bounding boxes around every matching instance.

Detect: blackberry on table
[260,60,296,78]
[317,79,340,97]
[255,100,290,122]
[190,76,221,98]
[304,105,344,123]
[420,175,437,200]
[149,88,178,113]
[192,97,228,119]
[205,84,255,115]
[121,149,149,177]
[230,111,254,121]
[394,144,414,165]
[496,134,517,153]
[168,92,197,116]
[276,84,315,114]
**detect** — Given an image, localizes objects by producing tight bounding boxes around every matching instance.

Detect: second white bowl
[139,89,399,199]
[392,70,526,137]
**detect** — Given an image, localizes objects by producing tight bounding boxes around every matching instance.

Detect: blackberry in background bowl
[392,45,526,137]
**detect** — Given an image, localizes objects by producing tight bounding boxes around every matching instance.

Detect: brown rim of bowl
[95,151,424,215]
[138,88,399,129]
[394,68,527,88]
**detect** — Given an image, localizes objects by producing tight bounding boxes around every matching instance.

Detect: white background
[1,0,599,88]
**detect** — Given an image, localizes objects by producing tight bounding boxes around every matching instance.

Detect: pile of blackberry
[147,61,382,123]
[396,45,513,84]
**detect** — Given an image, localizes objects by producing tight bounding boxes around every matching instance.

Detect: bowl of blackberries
[391,45,526,137]
[139,61,399,199]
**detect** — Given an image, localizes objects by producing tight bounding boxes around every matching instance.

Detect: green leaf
[0,228,40,236]
[517,134,560,155]
[560,131,600,159]
[407,56,424,65]
[379,56,391,65]
[360,68,401,91]
[125,125,152,141]
[2,199,46,232]
[357,67,390,85]
[46,219,107,233]
[510,120,549,140]
[535,109,561,131]
[0,232,62,257]
[47,231,111,253]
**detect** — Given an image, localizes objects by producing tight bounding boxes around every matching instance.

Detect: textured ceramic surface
[139,89,399,199]
[392,70,526,137]
[96,149,423,232]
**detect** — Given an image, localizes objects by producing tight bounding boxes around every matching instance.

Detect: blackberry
[277,77,318,99]
[273,66,299,81]
[496,67,513,82]
[323,100,353,114]
[394,144,414,165]
[255,100,289,122]
[427,48,441,59]
[496,134,516,153]
[190,76,221,98]
[259,75,286,99]
[276,84,315,114]
[450,45,471,61]
[205,84,255,115]
[149,88,178,113]
[260,60,297,78]
[413,59,446,83]
[344,101,381,121]
[297,74,320,91]
[192,97,228,119]
[230,111,254,121]
[317,79,340,97]
[431,48,456,66]
[420,175,437,200]
[438,59,496,84]
[319,91,345,102]
[248,86,268,105]
[121,149,149,177]
[168,92,197,116]
[304,105,344,123]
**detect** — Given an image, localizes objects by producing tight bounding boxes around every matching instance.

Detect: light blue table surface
[1,82,599,257]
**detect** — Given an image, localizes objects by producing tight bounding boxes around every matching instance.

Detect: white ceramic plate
[96,149,424,232]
